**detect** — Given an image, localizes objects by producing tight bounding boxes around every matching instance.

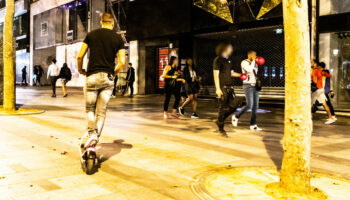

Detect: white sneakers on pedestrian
[232,115,238,127]
[232,115,262,131]
[325,117,336,125]
[250,125,262,131]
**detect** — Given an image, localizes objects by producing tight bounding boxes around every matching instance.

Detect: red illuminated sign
[158,48,169,89]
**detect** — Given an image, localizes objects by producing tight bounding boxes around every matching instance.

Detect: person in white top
[232,50,262,131]
[47,58,60,97]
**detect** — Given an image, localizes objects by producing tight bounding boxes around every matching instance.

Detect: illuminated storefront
[318,0,350,109]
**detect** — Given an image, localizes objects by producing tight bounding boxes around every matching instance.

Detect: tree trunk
[3,0,15,112]
[280,0,312,194]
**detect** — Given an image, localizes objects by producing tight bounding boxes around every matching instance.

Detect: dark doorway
[145,46,157,94]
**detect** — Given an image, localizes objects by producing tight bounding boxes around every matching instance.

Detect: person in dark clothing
[111,75,118,97]
[37,65,44,86]
[123,63,135,97]
[59,63,72,97]
[178,58,201,118]
[162,56,185,119]
[33,65,39,86]
[34,65,44,86]
[213,43,242,137]
[77,12,126,148]
[21,66,27,86]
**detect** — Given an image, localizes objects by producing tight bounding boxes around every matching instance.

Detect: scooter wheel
[86,157,95,175]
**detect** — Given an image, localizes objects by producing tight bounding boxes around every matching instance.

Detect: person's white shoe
[250,125,262,131]
[84,131,99,148]
[232,115,238,127]
[325,118,336,125]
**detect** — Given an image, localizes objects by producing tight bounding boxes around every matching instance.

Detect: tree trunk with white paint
[3,0,15,112]
[280,0,312,193]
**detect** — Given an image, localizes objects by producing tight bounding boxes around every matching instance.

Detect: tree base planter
[191,167,350,200]
[266,182,327,200]
[0,107,45,115]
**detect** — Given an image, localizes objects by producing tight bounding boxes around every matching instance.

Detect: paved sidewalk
[0,87,349,200]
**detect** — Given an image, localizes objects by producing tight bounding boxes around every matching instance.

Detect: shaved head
[101,13,114,24]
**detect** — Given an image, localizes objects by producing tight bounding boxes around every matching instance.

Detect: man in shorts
[77,12,126,147]
[311,62,335,124]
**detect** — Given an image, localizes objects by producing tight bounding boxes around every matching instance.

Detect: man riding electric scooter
[77,12,126,174]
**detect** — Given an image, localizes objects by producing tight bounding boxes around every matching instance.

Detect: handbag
[253,70,262,91]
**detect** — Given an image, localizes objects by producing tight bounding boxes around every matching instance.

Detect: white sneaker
[250,125,262,131]
[84,131,99,148]
[325,118,336,125]
[232,115,238,127]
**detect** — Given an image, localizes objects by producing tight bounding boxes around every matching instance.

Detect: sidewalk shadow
[92,139,133,174]
[97,139,133,163]
[262,130,284,170]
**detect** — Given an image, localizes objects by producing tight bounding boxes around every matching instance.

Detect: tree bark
[3,0,15,112]
[280,0,312,193]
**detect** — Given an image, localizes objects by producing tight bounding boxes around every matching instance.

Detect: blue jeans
[236,84,259,125]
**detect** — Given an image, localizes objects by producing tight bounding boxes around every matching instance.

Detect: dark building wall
[33,46,56,85]
[126,0,192,40]
[194,27,285,88]
[126,0,285,94]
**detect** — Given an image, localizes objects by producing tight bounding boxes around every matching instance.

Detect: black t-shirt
[213,56,235,88]
[83,28,125,76]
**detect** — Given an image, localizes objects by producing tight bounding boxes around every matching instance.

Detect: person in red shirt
[311,61,335,124]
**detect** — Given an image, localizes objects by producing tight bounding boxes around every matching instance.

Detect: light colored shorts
[311,88,327,104]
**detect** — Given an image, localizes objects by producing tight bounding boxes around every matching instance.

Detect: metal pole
[311,0,317,59]
[87,0,92,32]
[106,0,127,43]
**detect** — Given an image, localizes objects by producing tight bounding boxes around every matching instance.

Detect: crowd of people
[32,11,336,173]
[160,42,263,137]
[21,60,72,98]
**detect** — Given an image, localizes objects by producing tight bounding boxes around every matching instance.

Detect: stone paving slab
[0,87,349,200]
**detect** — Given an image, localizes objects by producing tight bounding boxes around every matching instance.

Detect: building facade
[0,0,29,84]
[29,0,106,86]
[125,0,350,110]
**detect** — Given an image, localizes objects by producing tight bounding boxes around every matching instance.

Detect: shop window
[319,32,350,109]
[320,0,350,16]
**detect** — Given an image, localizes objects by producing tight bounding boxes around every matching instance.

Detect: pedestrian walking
[213,43,242,137]
[178,58,201,119]
[47,59,60,97]
[232,50,262,131]
[122,63,135,97]
[162,56,185,119]
[319,62,336,119]
[59,63,72,97]
[21,66,27,86]
[311,61,335,124]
